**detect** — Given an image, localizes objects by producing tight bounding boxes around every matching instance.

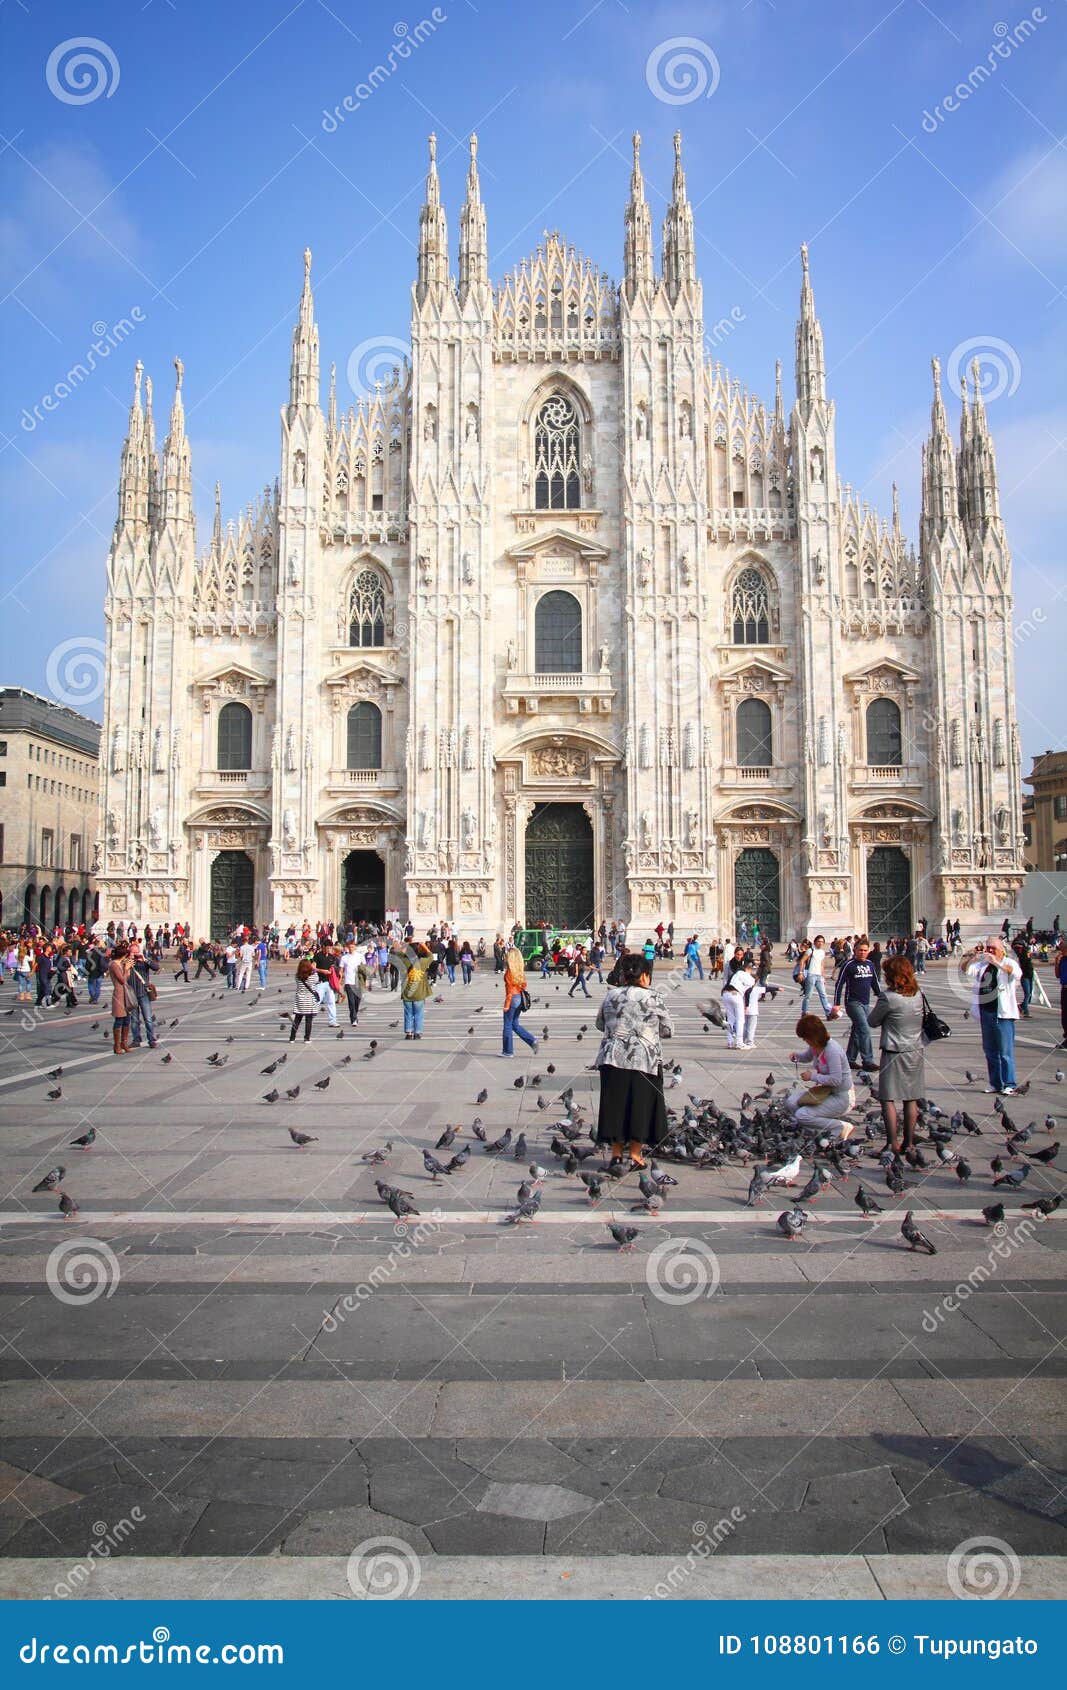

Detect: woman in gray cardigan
[867,954,925,1152]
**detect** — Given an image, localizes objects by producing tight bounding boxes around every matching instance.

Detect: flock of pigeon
[24,977,1065,1252]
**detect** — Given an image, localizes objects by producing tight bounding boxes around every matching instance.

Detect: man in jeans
[831,936,881,1070]
[683,935,704,980]
[965,938,1022,1095]
[127,941,160,1049]
[801,935,832,1016]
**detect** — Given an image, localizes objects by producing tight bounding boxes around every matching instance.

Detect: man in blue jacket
[832,935,882,1071]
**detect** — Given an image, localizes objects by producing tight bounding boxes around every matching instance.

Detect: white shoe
[999,1086,1016,1096]
[982,1085,997,1093]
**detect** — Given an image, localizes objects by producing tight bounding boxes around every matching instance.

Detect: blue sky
[1,0,1064,765]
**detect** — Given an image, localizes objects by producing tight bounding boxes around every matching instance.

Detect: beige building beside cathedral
[96,133,1025,941]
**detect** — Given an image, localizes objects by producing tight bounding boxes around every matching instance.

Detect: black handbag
[519,988,531,1012]
[920,992,950,1042]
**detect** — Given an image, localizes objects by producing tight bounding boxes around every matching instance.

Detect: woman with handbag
[502,947,538,1057]
[109,941,133,1055]
[867,955,925,1152]
[593,951,673,1168]
[785,1014,855,1136]
[290,957,319,1043]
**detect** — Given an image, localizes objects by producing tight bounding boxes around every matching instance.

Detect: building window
[70,835,81,871]
[533,393,581,510]
[866,697,903,766]
[534,590,583,674]
[731,567,770,644]
[736,697,773,767]
[41,828,54,868]
[0,740,6,755]
[0,825,4,864]
[217,701,253,771]
[348,569,388,647]
[1054,795,1067,821]
[0,772,5,788]
[346,702,382,770]
[1023,822,1032,846]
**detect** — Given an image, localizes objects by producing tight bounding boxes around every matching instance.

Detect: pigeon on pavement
[901,1211,937,1255]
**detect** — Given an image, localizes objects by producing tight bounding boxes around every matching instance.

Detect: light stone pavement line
[2,1209,1050,1226]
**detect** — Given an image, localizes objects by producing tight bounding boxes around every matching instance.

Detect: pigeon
[956,1159,972,1183]
[982,1202,1005,1227]
[608,1222,639,1251]
[58,1192,78,1221]
[472,1122,488,1142]
[32,1166,66,1193]
[1045,1115,1056,1131]
[161,1052,173,1064]
[777,1207,809,1241]
[990,1155,1005,1176]
[901,1211,937,1255]
[48,1067,63,1081]
[388,1190,420,1220]
[579,1173,604,1204]
[964,1070,976,1084]
[46,1087,62,1101]
[70,1128,96,1149]
[288,1128,317,1148]
[1056,1071,1064,1084]
[797,1169,826,1204]
[1022,1196,1063,1216]
[361,1142,393,1164]
[854,1185,882,1216]
[262,1089,280,1104]
[746,1169,770,1207]
[422,1151,451,1181]
[484,1128,513,1155]
[504,1192,542,1224]
[286,1085,301,1101]
[435,1125,457,1150]
[339,1055,352,1067]
[513,1076,525,1089]
[205,1052,220,1065]
[446,1146,471,1172]
[630,1192,662,1214]
[529,1162,548,1184]
[314,1077,331,1091]
[476,1089,488,1104]
[1015,1079,1032,1097]
[1027,1142,1059,1165]
[513,1132,528,1161]
[516,1178,535,1204]
[765,1152,801,1188]
[994,1167,1027,1189]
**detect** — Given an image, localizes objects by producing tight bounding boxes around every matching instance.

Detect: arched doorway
[67,889,78,926]
[867,846,912,937]
[210,850,254,938]
[23,885,36,926]
[81,889,92,924]
[734,848,781,940]
[39,886,51,929]
[524,803,594,929]
[343,850,385,925]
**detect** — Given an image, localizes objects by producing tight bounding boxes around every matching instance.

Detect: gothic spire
[794,243,826,412]
[116,360,150,534]
[288,246,320,414]
[212,480,222,557]
[661,130,696,300]
[921,355,959,543]
[327,361,337,441]
[144,371,159,529]
[159,355,193,530]
[458,132,488,301]
[774,358,785,434]
[623,131,654,299]
[963,358,1001,529]
[417,132,449,303]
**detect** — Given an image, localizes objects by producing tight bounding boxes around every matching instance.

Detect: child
[741,976,765,1050]
[721,962,756,1049]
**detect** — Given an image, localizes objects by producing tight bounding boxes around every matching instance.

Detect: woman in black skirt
[594,951,674,1169]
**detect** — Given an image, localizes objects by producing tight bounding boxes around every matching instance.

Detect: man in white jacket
[965,938,1022,1095]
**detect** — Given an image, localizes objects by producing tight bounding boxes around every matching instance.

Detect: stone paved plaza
[0,959,1064,1600]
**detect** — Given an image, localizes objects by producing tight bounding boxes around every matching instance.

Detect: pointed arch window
[866,697,902,767]
[534,393,581,510]
[346,702,382,771]
[535,590,583,673]
[736,698,773,767]
[731,567,770,644]
[217,702,253,771]
[348,569,388,647]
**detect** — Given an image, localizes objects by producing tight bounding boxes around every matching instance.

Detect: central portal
[524,803,594,930]
[342,849,385,925]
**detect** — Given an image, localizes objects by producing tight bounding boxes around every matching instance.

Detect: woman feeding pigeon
[785,1013,856,1137]
[593,951,674,1169]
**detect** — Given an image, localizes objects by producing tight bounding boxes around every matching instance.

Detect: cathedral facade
[96,133,1026,941]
